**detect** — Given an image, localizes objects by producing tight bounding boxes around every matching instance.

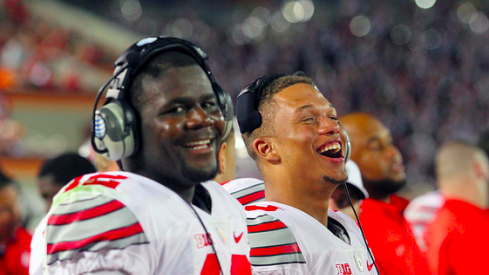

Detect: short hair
[478,129,489,157]
[242,75,314,161]
[38,152,96,186]
[128,51,200,112]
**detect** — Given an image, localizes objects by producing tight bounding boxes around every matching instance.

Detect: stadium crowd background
[1,0,489,194]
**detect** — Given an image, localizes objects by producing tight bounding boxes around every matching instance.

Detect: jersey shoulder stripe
[222,178,266,206]
[47,222,144,255]
[45,193,149,265]
[248,219,287,233]
[64,174,128,193]
[53,194,112,215]
[237,190,265,206]
[247,213,305,266]
[231,181,264,197]
[48,199,124,225]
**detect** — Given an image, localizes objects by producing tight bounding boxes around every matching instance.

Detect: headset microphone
[342,182,380,274]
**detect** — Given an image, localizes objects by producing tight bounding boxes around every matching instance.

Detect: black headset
[235,73,351,163]
[91,36,233,161]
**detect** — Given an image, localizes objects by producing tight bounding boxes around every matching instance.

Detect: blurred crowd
[1,0,489,187]
[0,0,114,93]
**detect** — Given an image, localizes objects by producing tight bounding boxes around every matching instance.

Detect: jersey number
[201,254,251,275]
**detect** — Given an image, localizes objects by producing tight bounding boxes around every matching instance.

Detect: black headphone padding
[236,74,286,134]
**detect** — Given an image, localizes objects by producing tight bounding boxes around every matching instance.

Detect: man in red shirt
[340,112,430,275]
[424,141,489,274]
[0,170,31,275]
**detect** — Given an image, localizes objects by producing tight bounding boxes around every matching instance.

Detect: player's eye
[171,106,186,114]
[302,117,315,122]
[202,101,217,110]
[160,106,186,116]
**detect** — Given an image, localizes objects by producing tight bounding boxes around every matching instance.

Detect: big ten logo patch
[336,263,352,275]
[195,234,213,249]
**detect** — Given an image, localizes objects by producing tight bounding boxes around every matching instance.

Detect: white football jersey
[29,172,251,275]
[245,202,377,275]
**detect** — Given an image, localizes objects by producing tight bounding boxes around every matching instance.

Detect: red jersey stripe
[47,200,125,225]
[47,222,144,254]
[83,174,128,189]
[219,180,231,186]
[250,243,302,257]
[245,205,280,212]
[238,191,265,205]
[64,174,128,193]
[248,220,287,233]
[64,177,82,193]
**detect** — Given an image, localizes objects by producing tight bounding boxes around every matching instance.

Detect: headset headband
[236,73,285,134]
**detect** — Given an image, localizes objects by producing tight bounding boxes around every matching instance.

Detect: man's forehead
[365,127,391,144]
[146,65,209,86]
[274,84,331,107]
[343,115,386,139]
[141,66,214,101]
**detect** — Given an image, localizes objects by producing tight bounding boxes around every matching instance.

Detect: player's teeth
[184,140,210,148]
[319,143,341,153]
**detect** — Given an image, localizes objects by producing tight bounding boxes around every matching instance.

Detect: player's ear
[254,137,280,164]
[218,142,227,174]
[473,156,489,182]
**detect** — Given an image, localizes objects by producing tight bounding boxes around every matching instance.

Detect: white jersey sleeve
[41,174,154,274]
[221,178,265,206]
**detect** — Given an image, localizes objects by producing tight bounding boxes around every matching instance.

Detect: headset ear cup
[341,124,351,164]
[93,102,135,161]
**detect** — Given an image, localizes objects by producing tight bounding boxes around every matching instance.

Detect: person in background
[214,123,236,184]
[37,152,96,211]
[424,141,489,275]
[233,73,376,274]
[404,128,489,251]
[218,124,267,206]
[340,112,430,275]
[329,160,369,221]
[404,128,489,250]
[29,152,97,275]
[403,189,443,250]
[0,169,31,275]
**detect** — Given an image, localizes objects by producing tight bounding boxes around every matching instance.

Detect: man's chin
[182,165,218,183]
[365,178,407,195]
